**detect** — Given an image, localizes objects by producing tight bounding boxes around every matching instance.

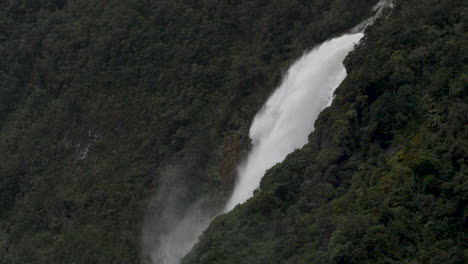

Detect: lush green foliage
[184,0,467,263]
[0,0,379,263]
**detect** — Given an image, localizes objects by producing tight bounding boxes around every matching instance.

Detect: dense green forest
[0,0,466,263]
[0,0,382,263]
[184,0,467,263]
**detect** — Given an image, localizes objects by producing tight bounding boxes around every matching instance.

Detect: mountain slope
[184,0,467,263]
[0,0,380,263]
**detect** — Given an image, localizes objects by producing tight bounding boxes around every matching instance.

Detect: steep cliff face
[184,0,467,263]
[0,0,382,263]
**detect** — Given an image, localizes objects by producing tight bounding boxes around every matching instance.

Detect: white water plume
[144,1,394,262]
[224,32,364,211]
[224,0,393,212]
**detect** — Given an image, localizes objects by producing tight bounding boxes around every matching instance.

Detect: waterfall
[224,0,393,213]
[143,1,393,263]
[224,32,364,211]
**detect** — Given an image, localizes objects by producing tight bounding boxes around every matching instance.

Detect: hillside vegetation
[0,0,381,263]
[184,0,467,263]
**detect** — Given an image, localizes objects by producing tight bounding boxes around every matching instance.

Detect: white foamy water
[148,33,366,264]
[145,2,394,262]
[224,32,364,211]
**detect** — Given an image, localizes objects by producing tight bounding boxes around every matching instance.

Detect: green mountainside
[0,0,466,263]
[184,0,467,263]
[0,0,381,263]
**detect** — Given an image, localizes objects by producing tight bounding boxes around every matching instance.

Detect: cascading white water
[145,2,394,263]
[224,0,393,212]
[146,35,362,262]
[224,32,364,211]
